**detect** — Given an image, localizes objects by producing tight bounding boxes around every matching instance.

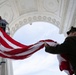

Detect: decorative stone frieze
[9,15,60,36]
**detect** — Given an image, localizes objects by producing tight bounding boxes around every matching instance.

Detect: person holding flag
[0,16,8,31]
[45,26,76,75]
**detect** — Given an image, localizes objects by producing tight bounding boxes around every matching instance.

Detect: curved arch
[9,12,60,36]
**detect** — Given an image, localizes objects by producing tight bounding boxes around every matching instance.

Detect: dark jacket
[45,36,76,71]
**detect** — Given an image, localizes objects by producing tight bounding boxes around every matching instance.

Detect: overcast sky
[12,22,67,75]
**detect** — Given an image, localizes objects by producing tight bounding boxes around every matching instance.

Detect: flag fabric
[0,28,74,75]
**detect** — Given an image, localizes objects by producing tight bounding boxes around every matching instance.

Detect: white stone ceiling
[0,0,76,36]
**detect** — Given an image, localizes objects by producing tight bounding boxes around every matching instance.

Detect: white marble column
[0,58,13,75]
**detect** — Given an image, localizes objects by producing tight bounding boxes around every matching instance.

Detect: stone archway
[9,13,60,36]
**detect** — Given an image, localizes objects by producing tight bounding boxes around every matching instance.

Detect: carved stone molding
[42,0,59,12]
[0,2,13,23]
[15,0,37,15]
[0,0,6,4]
[9,15,60,36]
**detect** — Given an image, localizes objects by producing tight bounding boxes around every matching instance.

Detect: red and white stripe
[0,28,74,75]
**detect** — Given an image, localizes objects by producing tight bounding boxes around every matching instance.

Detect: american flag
[0,28,74,75]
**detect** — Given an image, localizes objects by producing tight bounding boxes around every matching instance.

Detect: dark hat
[0,16,8,27]
[67,26,76,35]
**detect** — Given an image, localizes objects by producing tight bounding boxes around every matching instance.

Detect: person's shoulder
[66,36,76,41]
[67,36,76,38]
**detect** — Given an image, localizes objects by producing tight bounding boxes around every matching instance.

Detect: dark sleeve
[45,37,73,54]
